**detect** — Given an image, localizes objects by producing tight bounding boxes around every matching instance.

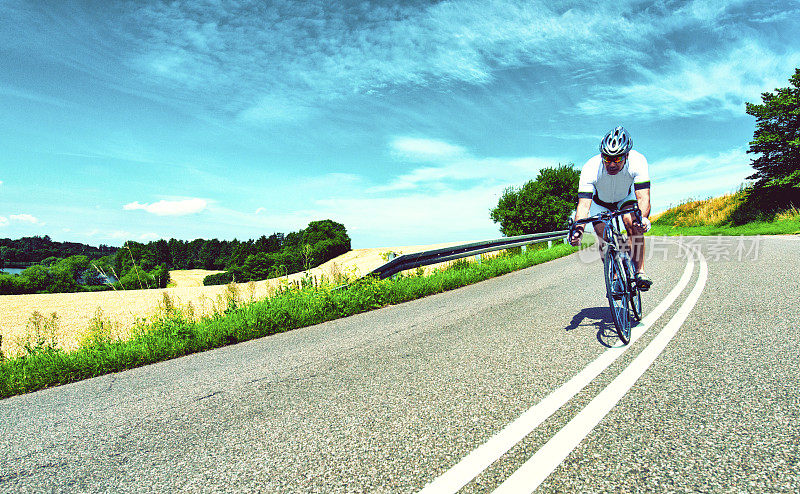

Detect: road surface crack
[196,391,224,401]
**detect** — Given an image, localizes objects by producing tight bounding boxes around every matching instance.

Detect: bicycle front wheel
[604,250,631,344]
[622,253,642,322]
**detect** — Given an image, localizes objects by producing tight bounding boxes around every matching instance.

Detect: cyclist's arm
[629,151,650,218]
[574,197,592,223]
[570,197,593,245]
[635,187,651,218]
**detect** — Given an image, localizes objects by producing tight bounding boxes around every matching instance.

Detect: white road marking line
[493,248,708,493]
[417,246,695,494]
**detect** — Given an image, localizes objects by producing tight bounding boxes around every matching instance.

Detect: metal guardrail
[366,229,570,280]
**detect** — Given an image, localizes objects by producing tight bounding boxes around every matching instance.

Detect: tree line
[0,236,117,268]
[0,219,351,295]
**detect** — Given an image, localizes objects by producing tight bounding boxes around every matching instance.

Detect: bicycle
[569,205,643,344]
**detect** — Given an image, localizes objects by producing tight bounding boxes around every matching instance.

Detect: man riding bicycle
[569,126,653,291]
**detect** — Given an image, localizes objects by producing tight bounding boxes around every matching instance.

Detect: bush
[203,272,235,286]
[729,171,800,225]
[490,164,579,235]
[0,273,33,295]
[242,252,274,281]
[20,265,53,292]
[151,263,170,289]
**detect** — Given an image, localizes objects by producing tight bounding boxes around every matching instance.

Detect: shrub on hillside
[203,272,234,286]
[0,274,34,295]
[729,171,800,225]
[20,265,53,292]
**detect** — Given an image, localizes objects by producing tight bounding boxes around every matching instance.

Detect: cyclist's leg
[588,200,609,252]
[620,196,645,273]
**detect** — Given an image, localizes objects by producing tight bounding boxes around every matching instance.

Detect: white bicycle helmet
[599,126,633,157]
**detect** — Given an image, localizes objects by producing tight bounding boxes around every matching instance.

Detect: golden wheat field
[0,241,486,357]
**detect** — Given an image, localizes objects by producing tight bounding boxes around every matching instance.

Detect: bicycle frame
[574,204,641,253]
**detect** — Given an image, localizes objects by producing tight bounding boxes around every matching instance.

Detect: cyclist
[569,126,653,291]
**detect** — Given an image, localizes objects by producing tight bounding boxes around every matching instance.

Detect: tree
[50,255,89,291]
[152,239,172,267]
[242,252,275,281]
[490,164,580,235]
[746,68,800,185]
[731,68,800,224]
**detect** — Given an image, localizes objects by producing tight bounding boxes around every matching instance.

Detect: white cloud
[9,214,40,224]
[0,216,8,227]
[255,207,266,215]
[139,232,162,241]
[391,137,467,161]
[123,198,207,216]
[111,230,133,239]
[651,148,753,211]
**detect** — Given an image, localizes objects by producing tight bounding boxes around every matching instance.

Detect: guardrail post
[521,244,527,254]
[548,240,552,249]
[387,252,399,279]
[475,253,482,265]
[563,237,569,245]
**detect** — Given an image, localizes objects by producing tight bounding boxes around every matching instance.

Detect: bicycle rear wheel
[622,253,642,322]
[604,250,632,344]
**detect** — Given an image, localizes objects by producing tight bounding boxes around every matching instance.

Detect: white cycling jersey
[578,149,650,205]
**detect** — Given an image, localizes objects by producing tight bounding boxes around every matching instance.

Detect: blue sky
[1,0,799,249]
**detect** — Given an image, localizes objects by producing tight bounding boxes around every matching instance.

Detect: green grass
[0,242,582,399]
[648,215,800,236]
[648,190,800,236]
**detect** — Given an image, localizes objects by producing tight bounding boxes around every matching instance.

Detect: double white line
[419,246,708,493]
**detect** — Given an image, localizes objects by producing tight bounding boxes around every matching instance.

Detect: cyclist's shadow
[565,307,620,347]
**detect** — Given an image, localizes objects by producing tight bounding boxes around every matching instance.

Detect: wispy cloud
[123,198,208,216]
[652,148,753,210]
[0,85,77,109]
[575,41,800,118]
[376,138,566,192]
[7,0,797,127]
[118,0,664,121]
[0,217,8,227]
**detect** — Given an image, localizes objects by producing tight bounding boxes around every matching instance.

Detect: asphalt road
[1,236,798,492]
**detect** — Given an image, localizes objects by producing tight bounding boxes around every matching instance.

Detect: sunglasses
[602,154,626,164]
